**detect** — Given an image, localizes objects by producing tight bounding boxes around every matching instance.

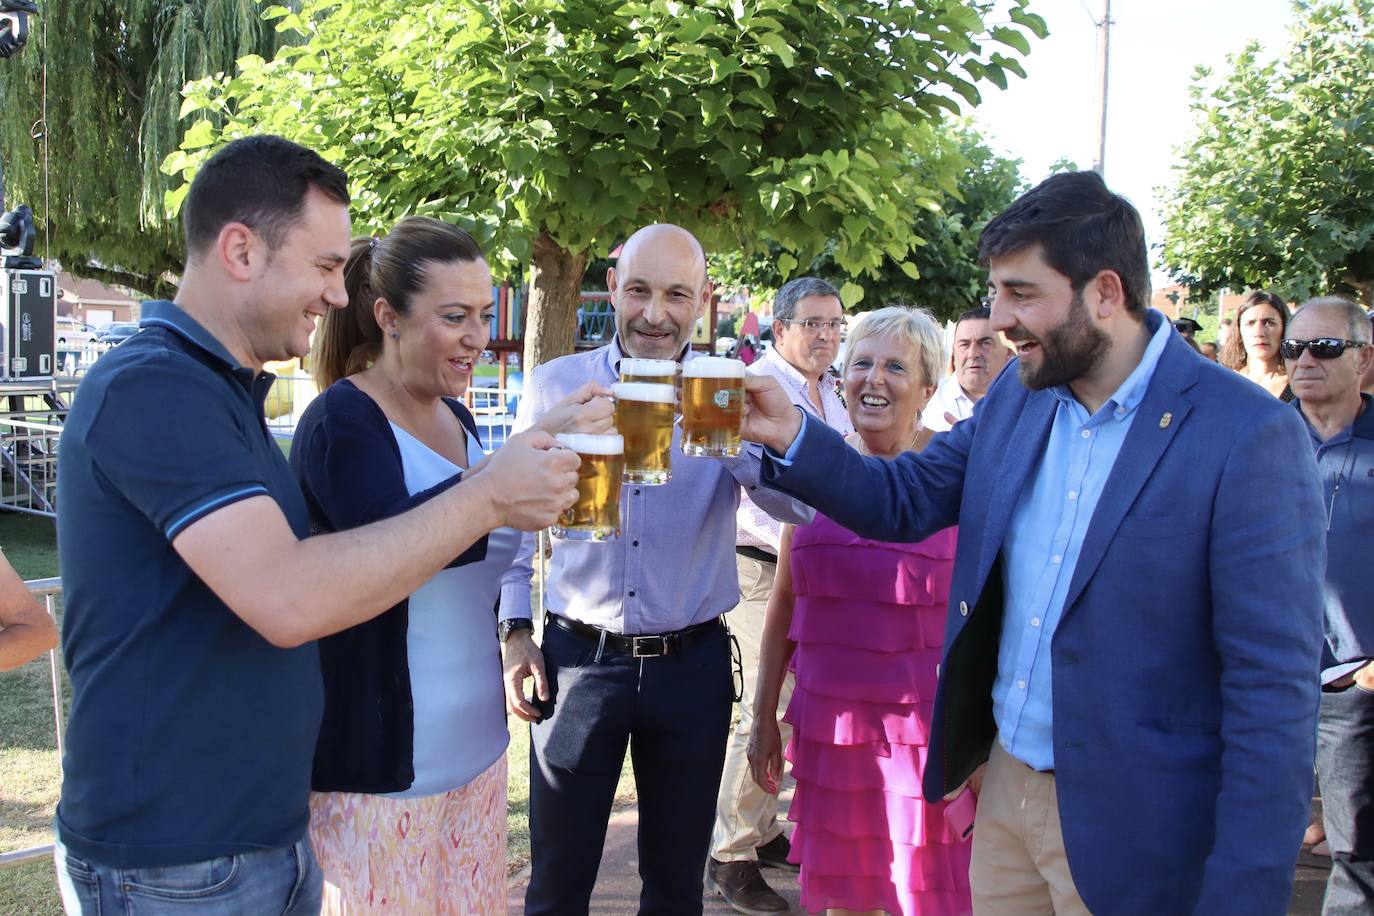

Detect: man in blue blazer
[741,172,1326,914]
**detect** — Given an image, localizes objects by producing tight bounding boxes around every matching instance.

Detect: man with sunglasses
[1285,296,1374,915]
[711,276,853,914]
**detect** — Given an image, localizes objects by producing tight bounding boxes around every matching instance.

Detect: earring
[389,332,399,340]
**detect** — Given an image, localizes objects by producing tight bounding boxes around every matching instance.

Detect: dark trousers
[1317,685,1374,915]
[525,620,734,916]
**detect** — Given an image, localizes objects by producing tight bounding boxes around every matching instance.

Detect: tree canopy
[0,1,301,296]
[173,0,1047,365]
[1159,0,1374,305]
[711,125,1024,319]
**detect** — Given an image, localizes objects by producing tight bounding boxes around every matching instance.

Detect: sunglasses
[1279,338,1370,360]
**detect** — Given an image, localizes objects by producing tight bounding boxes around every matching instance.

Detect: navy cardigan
[290,379,488,793]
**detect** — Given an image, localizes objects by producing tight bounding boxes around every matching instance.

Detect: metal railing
[0,576,65,871]
[264,375,520,452]
[0,416,62,517]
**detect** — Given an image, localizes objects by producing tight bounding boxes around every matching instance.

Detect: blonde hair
[843,305,947,387]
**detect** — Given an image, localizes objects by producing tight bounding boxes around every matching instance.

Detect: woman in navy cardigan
[291,216,609,913]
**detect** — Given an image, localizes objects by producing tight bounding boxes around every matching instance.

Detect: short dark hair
[182,135,350,257]
[955,306,991,325]
[978,171,1151,315]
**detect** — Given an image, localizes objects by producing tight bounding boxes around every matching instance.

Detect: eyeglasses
[779,318,845,334]
[1279,338,1371,360]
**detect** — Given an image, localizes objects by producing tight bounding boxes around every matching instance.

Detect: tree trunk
[523,232,589,371]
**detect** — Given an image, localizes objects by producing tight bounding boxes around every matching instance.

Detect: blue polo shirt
[55,300,323,868]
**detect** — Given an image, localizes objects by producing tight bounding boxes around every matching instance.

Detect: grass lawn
[0,512,634,912]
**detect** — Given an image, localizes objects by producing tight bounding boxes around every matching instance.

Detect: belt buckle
[631,635,667,658]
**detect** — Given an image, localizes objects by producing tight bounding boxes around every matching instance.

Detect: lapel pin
[1159,412,1173,430]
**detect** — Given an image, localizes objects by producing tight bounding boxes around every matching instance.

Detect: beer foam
[683,356,746,378]
[556,433,624,455]
[613,382,676,404]
[620,358,677,376]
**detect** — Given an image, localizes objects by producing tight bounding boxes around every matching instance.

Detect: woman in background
[292,216,608,913]
[1222,291,1293,400]
[749,306,971,916]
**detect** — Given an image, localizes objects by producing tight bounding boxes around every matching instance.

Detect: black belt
[735,545,777,564]
[545,612,723,658]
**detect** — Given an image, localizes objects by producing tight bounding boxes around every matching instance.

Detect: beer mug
[551,433,624,541]
[681,356,746,458]
[619,358,678,387]
[613,382,675,485]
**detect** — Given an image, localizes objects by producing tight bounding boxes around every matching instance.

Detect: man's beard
[1009,291,1109,390]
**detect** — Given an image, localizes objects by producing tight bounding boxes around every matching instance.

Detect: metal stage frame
[0,377,75,519]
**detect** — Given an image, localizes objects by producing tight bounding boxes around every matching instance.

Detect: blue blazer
[764,330,1325,914]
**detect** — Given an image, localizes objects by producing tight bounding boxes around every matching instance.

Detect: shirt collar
[139,300,244,371]
[761,346,823,389]
[1296,392,1374,446]
[606,334,695,375]
[1051,308,1173,421]
[139,299,269,395]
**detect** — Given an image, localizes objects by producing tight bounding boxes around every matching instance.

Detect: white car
[56,316,97,349]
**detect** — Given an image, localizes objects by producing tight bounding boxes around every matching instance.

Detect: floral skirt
[309,754,508,914]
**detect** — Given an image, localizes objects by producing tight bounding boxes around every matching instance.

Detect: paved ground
[509,791,1331,914]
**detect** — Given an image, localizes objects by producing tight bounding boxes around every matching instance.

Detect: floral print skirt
[309,753,508,914]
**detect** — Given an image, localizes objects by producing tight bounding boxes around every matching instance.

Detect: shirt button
[959,601,969,617]
[1017,679,1027,690]
[1115,407,1126,417]
[1080,429,1091,439]
[634,488,641,496]
[1031,617,1041,628]
[1052,554,1062,565]
[632,540,639,547]
[628,589,636,597]
[1067,490,1078,501]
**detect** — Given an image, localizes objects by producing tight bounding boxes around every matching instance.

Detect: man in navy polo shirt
[54,135,582,914]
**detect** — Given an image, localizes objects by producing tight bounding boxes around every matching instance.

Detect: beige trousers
[970,742,1089,916]
[710,553,794,861]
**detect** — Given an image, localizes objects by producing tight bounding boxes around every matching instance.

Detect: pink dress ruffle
[784,515,970,916]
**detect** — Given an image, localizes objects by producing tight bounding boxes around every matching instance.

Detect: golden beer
[613,382,676,485]
[681,356,746,458]
[552,433,624,541]
[619,358,678,387]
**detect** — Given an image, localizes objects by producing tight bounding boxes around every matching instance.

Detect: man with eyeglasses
[709,276,853,913]
[1285,296,1374,915]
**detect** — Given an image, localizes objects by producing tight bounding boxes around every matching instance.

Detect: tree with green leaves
[1160,0,1374,305]
[711,125,1025,319]
[172,0,1046,367]
[0,1,299,296]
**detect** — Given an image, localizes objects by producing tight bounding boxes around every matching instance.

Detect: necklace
[856,420,924,458]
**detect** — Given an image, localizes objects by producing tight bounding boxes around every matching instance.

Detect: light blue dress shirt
[994,314,1173,771]
[499,338,813,634]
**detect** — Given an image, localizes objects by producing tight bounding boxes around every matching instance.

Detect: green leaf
[898,260,921,280]
[181,120,217,150]
[612,67,639,91]
[839,282,866,308]
[757,33,795,68]
[777,252,798,277]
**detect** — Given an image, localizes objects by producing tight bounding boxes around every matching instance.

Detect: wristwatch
[498,618,534,643]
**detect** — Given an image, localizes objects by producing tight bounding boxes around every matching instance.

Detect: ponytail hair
[311,216,486,390]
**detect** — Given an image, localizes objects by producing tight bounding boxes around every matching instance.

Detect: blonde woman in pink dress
[749,306,973,916]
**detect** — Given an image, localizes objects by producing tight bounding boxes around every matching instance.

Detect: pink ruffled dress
[784,514,971,916]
